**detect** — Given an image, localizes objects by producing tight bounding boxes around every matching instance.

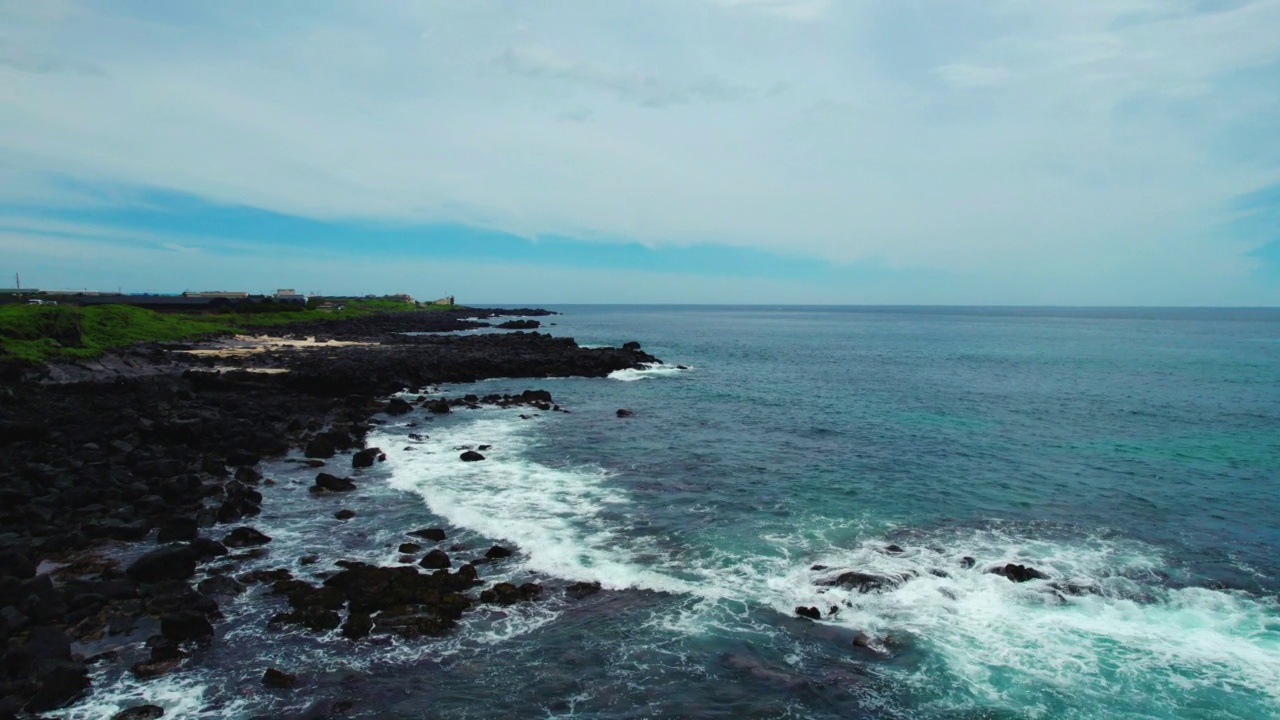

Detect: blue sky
[2,0,1279,304]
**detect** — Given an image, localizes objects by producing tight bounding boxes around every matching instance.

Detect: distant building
[274,289,306,304]
[389,293,415,303]
[0,288,34,295]
[183,291,250,299]
[431,295,455,306]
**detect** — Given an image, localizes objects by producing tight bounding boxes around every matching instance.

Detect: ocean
[71,306,1280,719]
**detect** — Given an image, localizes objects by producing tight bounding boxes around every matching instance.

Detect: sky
[2,0,1279,305]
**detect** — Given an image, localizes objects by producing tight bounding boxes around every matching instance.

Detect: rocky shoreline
[0,309,656,718]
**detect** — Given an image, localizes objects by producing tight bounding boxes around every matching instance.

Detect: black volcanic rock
[127,547,197,584]
[263,667,297,688]
[795,606,822,620]
[313,473,356,492]
[420,549,451,569]
[223,527,272,548]
[0,306,659,710]
[485,545,514,560]
[352,447,384,468]
[989,563,1050,582]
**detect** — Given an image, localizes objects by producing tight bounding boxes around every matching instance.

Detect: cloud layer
[2,0,1279,303]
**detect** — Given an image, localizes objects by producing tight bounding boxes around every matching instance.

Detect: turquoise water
[69,306,1280,719]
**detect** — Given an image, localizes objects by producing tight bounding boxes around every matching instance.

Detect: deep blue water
[72,306,1280,719]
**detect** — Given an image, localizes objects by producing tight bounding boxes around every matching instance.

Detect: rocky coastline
[0,309,656,718]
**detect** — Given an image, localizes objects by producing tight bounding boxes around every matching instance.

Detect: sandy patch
[181,334,376,358]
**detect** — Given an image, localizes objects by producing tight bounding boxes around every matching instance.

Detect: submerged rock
[566,581,602,599]
[351,447,385,469]
[459,450,485,462]
[160,611,215,643]
[312,473,356,493]
[419,549,451,569]
[112,705,165,720]
[409,528,447,541]
[263,667,298,688]
[989,563,1050,583]
[223,526,272,548]
[815,571,899,593]
[485,545,513,560]
[795,606,822,620]
[126,546,197,584]
[384,397,413,416]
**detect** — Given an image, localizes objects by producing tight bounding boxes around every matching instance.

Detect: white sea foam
[679,530,1280,716]
[61,671,253,720]
[370,411,1280,717]
[607,363,690,382]
[374,413,697,595]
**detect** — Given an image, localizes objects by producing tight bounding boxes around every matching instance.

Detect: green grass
[0,300,456,364]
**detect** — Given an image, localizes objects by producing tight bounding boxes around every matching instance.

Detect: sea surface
[71,306,1280,719]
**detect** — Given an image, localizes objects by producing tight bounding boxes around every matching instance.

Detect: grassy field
[0,300,455,364]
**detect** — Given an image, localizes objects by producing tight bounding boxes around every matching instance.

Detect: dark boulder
[485,545,513,560]
[616,409,633,418]
[960,556,976,569]
[351,447,384,469]
[459,450,485,462]
[156,517,199,544]
[197,575,245,596]
[496,319,540,329]
[126,546,196,584]
[795,606,822,620]
[313,473,356,492]
[223,527,272,548]
[303,436,337,459]
[419,550,451,569]
[456,564,479,584]
[334,509,356,520]
[113,705,165,720]
[815,571,898,593]
[263,667,298,689]
[234,466,263,484]
[0,550,36,579]
[566,581,602,599]
[622,341,642,350]
[342,611,373,640]
[424,399,451,414]
[131,658,181,679]
[25,660,90,712]
[398,543,422,554]
[408,528,447,541]
[989,563,1050,583]
[188,537,229,561]
[384,398,413,416]
[160,610,215,643]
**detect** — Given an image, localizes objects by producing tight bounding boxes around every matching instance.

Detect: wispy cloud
[498,42,751,108]
[0,0,1277,303]
[934,63,1012,89]
[706,0,830,21]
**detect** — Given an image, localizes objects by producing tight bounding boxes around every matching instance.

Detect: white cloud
[934,63,1012,89]
[0,0,1278,302]
[705,0,831,21]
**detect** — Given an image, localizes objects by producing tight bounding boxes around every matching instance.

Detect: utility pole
[14,273,20,292]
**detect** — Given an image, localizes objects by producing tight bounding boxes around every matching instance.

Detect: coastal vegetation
[0,300,458,364]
